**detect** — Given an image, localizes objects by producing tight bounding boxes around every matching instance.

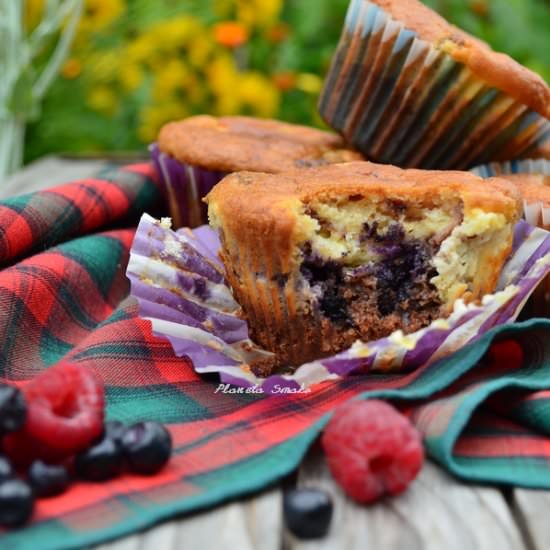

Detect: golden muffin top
[207,161,522,238]
[499,174,550,206]
[158,115,364,173]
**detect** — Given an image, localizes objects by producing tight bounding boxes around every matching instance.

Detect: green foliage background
[24,0,550,162]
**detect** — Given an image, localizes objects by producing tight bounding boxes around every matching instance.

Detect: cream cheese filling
[296,199,459,265]
[431,208,509,304]
[295,199,510,307]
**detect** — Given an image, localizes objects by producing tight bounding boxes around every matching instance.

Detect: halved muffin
[206,162,521,374]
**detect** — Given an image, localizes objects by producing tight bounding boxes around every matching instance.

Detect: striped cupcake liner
[127,213,550,393]
[471,158,550,316]
[318,0,550,170]
[150,143,227,229]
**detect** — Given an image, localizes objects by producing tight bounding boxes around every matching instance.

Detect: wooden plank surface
[2,156,548,550]
[511,489,550,550]
[95,489,282,550]
[287,449,526,550]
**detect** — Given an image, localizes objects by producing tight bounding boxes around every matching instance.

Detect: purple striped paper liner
[127,214,550,394]
[318,0,550,169]
[150,143,227,229]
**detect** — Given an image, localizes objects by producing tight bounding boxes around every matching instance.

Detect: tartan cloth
[0,163,549,550]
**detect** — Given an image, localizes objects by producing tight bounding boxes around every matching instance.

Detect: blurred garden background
[16,0,550,164]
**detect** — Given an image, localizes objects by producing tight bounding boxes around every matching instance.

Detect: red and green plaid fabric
[0,163,549,549]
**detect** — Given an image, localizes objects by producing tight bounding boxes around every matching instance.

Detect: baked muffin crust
[208,162,520,235]
[158,115,363,173]
[371,0,550,117]
[499,174,550,206]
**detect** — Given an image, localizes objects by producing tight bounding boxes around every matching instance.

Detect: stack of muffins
[151,0,549,376]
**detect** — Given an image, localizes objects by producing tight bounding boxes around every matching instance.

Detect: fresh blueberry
[0,384,27,434]
[75,435,123,481]
[283,488,333,539]
[0,454,14,482]
[28,461,70,498]
[122,422,172,475]
[0,478,34,527]
[104,420,127,444]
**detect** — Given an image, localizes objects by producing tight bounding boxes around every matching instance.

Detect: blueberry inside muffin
[206,162,521,375]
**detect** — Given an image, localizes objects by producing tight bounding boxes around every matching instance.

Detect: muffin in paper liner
[127,213,550,393]
[150,143,227,230]
[470,159,550,230]
[318,0,550,170]
[150,117,364,229]
[471,158,550,315]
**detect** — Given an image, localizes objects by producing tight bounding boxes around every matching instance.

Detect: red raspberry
[321,400,424,504]
[5,364,104,464]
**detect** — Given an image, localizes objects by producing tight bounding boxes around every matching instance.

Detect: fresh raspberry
[321,400,424,504]
[4,364,104,464]
[486,340,523,371]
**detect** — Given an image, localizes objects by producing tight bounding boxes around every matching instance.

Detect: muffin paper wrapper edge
[150,143,226,228]
[127,214,550,393]
[318,0,550,169]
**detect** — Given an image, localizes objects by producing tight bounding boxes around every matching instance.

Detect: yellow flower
[86,51,120,82]
[238,72,280,117]
[138,103,189,143]
[147,17,203,51]
[206,54,280,117]
[212,0,283,28]
[188,35,216,68]
[151,59,192,102]
[213,0,234,18]
[206,55,241,114]
[79,0,126,35]
[236,0,283,28]
[206,55,246,115]
[62,58,82,79]
[206,53,240,96]
[24,0,44,32]
[119,63,143,92]
[183,74,205,105]
[86,85,118,115]
[295,73,323,94]
[126,35,158,65]
[125,17,205,73]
